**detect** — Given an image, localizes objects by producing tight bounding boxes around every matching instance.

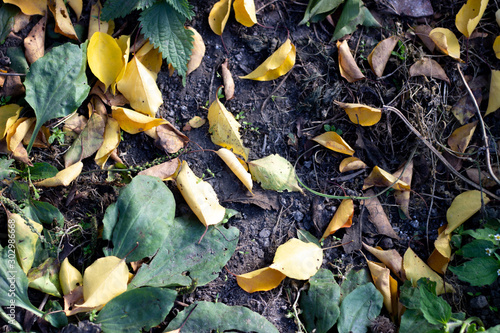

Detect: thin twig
[0,72,26,76]
[260,70,293,121]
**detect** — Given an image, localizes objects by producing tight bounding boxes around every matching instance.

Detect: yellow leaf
[233,0,257,27]
[456,0,488,38]
[6,117,35,152]
[392,160,413,219]
[494,36,500,59]
[445,190,490,234]
[240,39,296,81]
[209,0,232,35]
[67,0,82,20]
[367,261,398,316]
[3,0,46,15]
[216,148,253,193]
[428,225,451,274]
[176,160,226,227]
[112,107,167,134]
[335,101,382,126]
[9,212,43,274]
[135,40,163,75]
[403,247,454,295]
[339,157,367,172]
[88,1,110,39]
[95,118,121,168]
[486,70,500,116]
[88,32,124,92]
[117,56,163,117]
[312,131,355,156]
[186,27,205,75]
[187,116,206,129]
[77,256,128,310]
[269,238,323,280]
[337,40,365,82]
[236,267,286,293]
[362,243,405,281]
[368,36,399,77]
[321,199,354,240]
[363,166,410,191]
[207,95,249,160]
[35,161,83,187]
[0,104,21,139]
[48,0,78,40]
[429,28,461,61]
[448,121,477,153]
[60,258,83,296]
[112,35,131,94]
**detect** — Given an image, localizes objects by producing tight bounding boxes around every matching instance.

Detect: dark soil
[1,0,500,332]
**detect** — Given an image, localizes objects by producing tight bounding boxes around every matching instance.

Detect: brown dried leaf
[24,15,46,65]
[362,242,405,281]
[414,25,435,52]
[392,160,413,219]
[154,123,189,154]
[221,59,235,100]
[362,189,399,239]
[368,36,398,77]
[138,158,180,181]
[448,121,477,153]
[13,12,30,33]
[2,74,25,98]
[90,81,129,107]
[226,190,279,210]
[451,87,482,125]
[337,40,365,83]
[409,58,450,83]
[466,167,500,188]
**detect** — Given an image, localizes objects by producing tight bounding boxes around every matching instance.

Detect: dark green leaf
[139,2,194,82]
[103,175,176,262]
[166,0,194,19]
[23,200,64,227]
[449,257,500,286]
[101,0,141,20]
[461,239,495,258]
[340,268,371,301]
[129,214,239,288]
[64,113,105,168]
[300,0,343,25]
[0,4,18,44]
[165,301,279,333]
[399,280,421,309]
[300,269,340,333]
[419,286,451,325]
[297,229,321,247]
[0,158,15,181]
[337,283,383,333]
[27,257,62,297]
[484,324,500,332]
[331,0,380,41]
[27,162,58,181]
[6,47,29,74]
[463,228,497,241]
[25,42,90,153]
[45,300,68,328]
[400,309,441,333]
[97,287,176,333]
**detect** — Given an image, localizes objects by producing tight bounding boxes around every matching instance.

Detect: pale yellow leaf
[248,154,302,193]
[88,1,110,39]
[456,0,488,38]
[176,160,226,227]
[67,0,82,20]
[448,121,477,153]
[186,27,205,75]
[209,0,232,35]
[207,96,249,160]
[368,36,399,77]
[363,166,410,191]
[24,15,46,65]
[88,32,124,92]
[367,261,398,316]
[429,28,461,61]
[269,238,323,280]
[135,40,163,75]
[497,9,500,27]
[95,118,121,168]
[112,106,167,134]
[486,70,500,116]
[233,0,257,27]
[335,101,382,126]
[6,117,35,152]
[236,267,286,293]
[0,104,21,139]
[35,161,83,187]
[60,258,83,296]
[494,36,500,59]
[187,116,206,129]
[339,157,367,173]
[4,0,46,15]
[362,243,405,281]
[445,190,490,234]
[9,212,43,274]
[48,0,78,40]
[337,40,365,82]
[321,199,354,240]
[312,131,355,156]
[428,225,451,274]
[240,39,296,81]
[216,148,253,193]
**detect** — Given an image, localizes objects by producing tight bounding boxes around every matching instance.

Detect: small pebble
[470,296,488,309]
[380,238,393,249]
[259,229,271,238]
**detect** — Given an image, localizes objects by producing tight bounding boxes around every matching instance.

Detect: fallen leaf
[367,261,398,316]
[363,166,410,191]
[6,117,35,152]
[403,247,454,295]
[248,154,303,193]
[236,267,286,293]
[135,40,163,75]
[451,84,482,124]
[362,243,405,280]
[336,101,382,126]
[27,257,62,297]
[240,38,296,81]
[269,238,323,280]
[312,131,355,155]
[448,121,477,154]
[63,113,87,135]
[154,123,189,154]
[186,116,206,130]
[233,0,257,27]
[186,27,205,75]
[331,0,380,41]
[226,190,279,210]
[409,58,450,83]
[392,160,413,218]
[321,199,354,241]
[22,123,50,149]
[444,190,490,235]
[90,81,129,107]
[59,258,83,296]
[466,167,499,188]
[414,25,435,52]
[138,158,180,181]
[112,107,167,134]
[299,0,343,24]
[63,285,84,314]
[339,157,368,172]
[13,12,30,33]
[0,104,21,139]
[3,0,46,15]
[9,212,43,274]
[494,36,500,59]
[208,95,249,160]
[176,160,226,228]
[337,40,365,82]
[221,59,235,100]
[11,142,31,165]
[429,28,461,61]
[24,15,46,64]
[486,70,500,116]
[427,225,451,274]
[1,73,25,98]
[216,148,253,193]
[88,32,124,92]
[455,0,488,38]
[88,0,110,39]
[95,118,121,168]
[368,36,399,77]
[48,0,78,40]
[362,189,400,239]
[35,161,83,187]
[67,0,82,20]
[209,0,232,35]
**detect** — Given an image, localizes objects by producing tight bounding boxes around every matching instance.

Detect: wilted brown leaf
[221,59,235,100]
[414,25,435,52]
[363,242,405,281]
[392,160,413,219]
[409,58,450,83]
[337,40,365,82]
[368,36,398,77]
[362,189,399,239]
[24,15,46,64]
[138,158,180,181]
[448,121,477,154]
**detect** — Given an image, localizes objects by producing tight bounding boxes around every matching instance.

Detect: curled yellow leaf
[236,267,286,293]
[456,0,488,38]
[135,40,163,75]
[429,28,461,61]
[337,40,365,83]
[6,117,35,152]
[367,261,398,316]
[363,166,410,191]
[216,148,253,193]
[312,131,355,156]
[4,0,46,15]
[339,157,367,173]
[186,27,205,75]
[494,36,500,60]
[88,32,124,92]
[35,161,84,187]
[335,101,382,126]
[95,118,121,168]
[221,59,235,100]
[9,212,43,274]
[48,0,78,40]
[60,258,83,296]
[445,190,490,235]
[448,121,477,154]
[321,199,354,241]
[67,0,82,20]
[240,38,296,81]
[486,70,500,116]
[392,160,413,219]
[0,104,22,139]
[112,107,167,134]
[209,0,232,35]
[233,0,257,27]
[362,243,405,281]
[428,225,451,274]
[269,238,323,280]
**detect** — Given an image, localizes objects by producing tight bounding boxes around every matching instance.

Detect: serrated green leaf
[166,0,194,19]
[25,42,90,153]
[0,4,18,44]
[337,283,383,333]
[0,158,15,181]
[97,287,176,333]
[101,0,141,20]
[461,239,495,258]
[449,257,500,286]
[300,0,343,25]
[165,301,279,333]
[139,2,194,82]
[419,286,451,325]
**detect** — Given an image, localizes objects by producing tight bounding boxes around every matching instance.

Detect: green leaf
[300,269,340,333]
[27,257,62,297]
[463,227,497,241]
[330,0,380,41]
[461,239,495,258]
[166,0,194,19]
[129,214,239,288]
[165,301,279,333]
[399,280,421,309]
[27,162,58,181]
[101,0,142,20]
[64,113,105,168]
[297,229,322,247]
[484,324,500,332]
[419,286,451,325]
[0,4,18,44]
[139,2,194,82]
[23,200,64,227]
[97,287,176,333]
[103,175,175,263]
[6,47,29,74]
[449,257,500,286]
[400,309,441,333]
[44,300,68,328]
[337,283,383,333]
[0,158,15,181]
[339,268,371,301]
[300,0,343,25]
[248,154,303,193]
[25,42,90,153]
